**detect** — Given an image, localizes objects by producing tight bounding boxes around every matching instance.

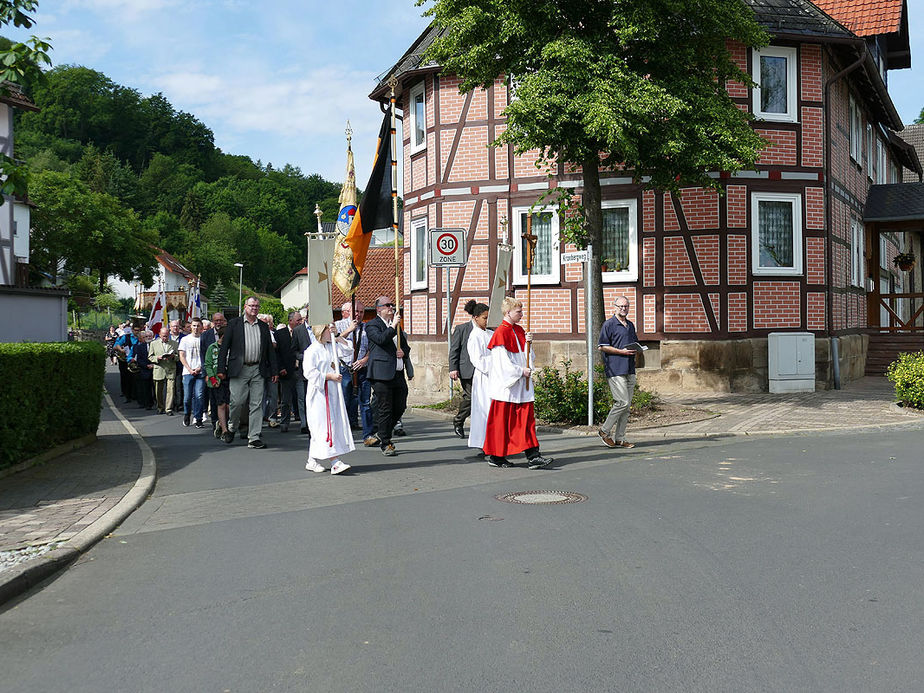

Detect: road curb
[0,392,156,607]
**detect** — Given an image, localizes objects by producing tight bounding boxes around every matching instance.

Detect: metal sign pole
[446,266,453,399]
[586,243,594,427]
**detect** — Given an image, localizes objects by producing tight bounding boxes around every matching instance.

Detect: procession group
[108,294,642,473]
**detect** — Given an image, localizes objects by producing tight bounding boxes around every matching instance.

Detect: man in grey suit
[365,296,411,457]
[217,296,278,449]
[448,300,477,438]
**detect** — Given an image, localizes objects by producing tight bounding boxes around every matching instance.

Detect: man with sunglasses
[365,296,411,457]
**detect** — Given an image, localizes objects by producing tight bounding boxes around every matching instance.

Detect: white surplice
[487,322,535,404]
[303,340,355,461]
[465,325,494,449]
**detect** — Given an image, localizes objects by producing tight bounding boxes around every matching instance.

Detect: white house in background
[110,248,208,321]
[0,82,69,343]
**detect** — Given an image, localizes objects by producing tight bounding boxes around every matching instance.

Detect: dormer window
[752,47,798,123]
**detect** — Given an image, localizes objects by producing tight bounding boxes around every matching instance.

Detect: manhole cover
[495,491,587,505]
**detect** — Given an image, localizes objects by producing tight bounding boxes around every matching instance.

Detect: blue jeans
[340,365,359,427]
[357,374,373,438]
[183,374,205,421]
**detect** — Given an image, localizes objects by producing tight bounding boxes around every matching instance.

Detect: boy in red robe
[482,297,553,469]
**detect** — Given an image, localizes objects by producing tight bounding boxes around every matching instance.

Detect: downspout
[823,42,866,390]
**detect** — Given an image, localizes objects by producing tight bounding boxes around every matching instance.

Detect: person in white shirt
[303,324,355,475]
[465,302,493,455]
[178,317,206,428]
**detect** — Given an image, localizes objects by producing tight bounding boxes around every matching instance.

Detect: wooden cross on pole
[522,214,538,384]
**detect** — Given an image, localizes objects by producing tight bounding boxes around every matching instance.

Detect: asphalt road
[2,380,923,692]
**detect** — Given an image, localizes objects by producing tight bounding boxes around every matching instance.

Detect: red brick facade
[385,34,913,356]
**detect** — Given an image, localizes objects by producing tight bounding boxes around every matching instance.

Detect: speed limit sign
[428,228,467,267]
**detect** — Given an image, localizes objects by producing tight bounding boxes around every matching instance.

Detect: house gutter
[823,41,866,390]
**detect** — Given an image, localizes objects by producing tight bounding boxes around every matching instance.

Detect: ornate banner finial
[314,203,323,234]
[345,120,353,145]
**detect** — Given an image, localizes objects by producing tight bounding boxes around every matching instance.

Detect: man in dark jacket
[217,296,278,449]
[274,311,302,433]
[365,296,411,457]
[448,311,475,438]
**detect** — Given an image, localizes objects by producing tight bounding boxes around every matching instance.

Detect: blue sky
[5,0,922,188]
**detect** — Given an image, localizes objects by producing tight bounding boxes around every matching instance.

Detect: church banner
[307,236,335,327]
[487,244,513,328]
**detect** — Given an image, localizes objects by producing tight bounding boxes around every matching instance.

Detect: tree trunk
[582,155,606,365]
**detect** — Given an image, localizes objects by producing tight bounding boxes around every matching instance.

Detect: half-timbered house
[369,0,923,400]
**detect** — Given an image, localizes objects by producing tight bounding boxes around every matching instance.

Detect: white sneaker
[305,458,325,473]
[330,460,351,475]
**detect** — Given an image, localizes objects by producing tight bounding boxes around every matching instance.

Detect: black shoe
[247,438,266,449]
[393,427,407,437]
[453,423,465,438]
[194,420,204,429]
[527,455,553,469]
[222,430,234,444]
[300,426,310,435]
[183,413,190,427]
[167,411,175,416]
[487,456,511,468]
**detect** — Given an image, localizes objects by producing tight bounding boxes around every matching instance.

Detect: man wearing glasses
[597,296,639,449]
[364,296,412,457]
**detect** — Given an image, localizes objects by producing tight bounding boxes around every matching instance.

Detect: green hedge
[534,358,655,426]
[886,350,924,410]
[0,342,106,469]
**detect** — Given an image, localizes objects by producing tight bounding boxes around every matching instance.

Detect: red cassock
[482,321,538,457]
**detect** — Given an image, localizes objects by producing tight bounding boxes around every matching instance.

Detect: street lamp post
[234,262,244,315]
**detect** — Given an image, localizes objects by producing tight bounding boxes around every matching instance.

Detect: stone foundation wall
[406,333,869,402]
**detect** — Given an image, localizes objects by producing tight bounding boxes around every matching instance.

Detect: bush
[534,358,656,426]
[886,350,924,409]
[0,342,106,469]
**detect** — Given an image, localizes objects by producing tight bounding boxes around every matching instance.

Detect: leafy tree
[29,169,157,290]
[916,107,923,125]
[142,210,183,255]
[136,152,204,216]
[209,279,231,311]
[0,1,52,201]
[421,0,769,347]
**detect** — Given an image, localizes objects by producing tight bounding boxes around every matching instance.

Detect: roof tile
[811,0,903,36]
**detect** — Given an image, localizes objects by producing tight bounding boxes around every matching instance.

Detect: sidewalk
[0,375,919,606]
[0,391,155,605]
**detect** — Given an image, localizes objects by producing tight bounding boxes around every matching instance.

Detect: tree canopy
[421,0,770,348]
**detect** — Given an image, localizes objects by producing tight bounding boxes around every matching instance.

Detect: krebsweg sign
[428,228,467,267]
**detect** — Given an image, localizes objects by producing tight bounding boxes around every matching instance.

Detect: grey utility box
[768,332,815,393]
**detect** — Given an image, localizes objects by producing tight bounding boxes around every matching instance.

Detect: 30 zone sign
[428,228,467,267]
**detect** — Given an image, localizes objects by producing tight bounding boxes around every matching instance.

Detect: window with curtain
[520,212,553,276]
[602,207,630,272]
[512,206,560,285]
[751,192,802,275]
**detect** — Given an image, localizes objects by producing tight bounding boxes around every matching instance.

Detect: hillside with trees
[11,60,345,300]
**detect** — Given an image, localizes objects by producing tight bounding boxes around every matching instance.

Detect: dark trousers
[370,373,408,448]
[341,365,359,427]
[278,376,298,426]
[453,378,473,427]
[357,374,373,438]
[134,376,153,408]
[206,387,219,424]
[118,360,133,400]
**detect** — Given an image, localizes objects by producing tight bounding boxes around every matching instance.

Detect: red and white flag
[149,288,166,334]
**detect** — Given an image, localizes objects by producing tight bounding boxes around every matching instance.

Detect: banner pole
[586,243,594,427]
[389,78,400,327]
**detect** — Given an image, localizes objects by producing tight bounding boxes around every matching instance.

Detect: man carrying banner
[482,297,553,469]
[365,296,410,457]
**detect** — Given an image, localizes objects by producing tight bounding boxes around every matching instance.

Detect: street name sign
[561,250,590,264]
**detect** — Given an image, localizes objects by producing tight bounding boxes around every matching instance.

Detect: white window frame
[512,205,560,286]
[876,137,887,184]
[849,95,862,163]
[408,81,426,155]
[600,199,639,283]
[850,217,865,288]
[866,122,874,178]
[410,216,428,290]
[751,192,803,276]
[752,46,798,123]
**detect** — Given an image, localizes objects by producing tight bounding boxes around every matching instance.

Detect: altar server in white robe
[465,302,493,453]
[303,323,356,474]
